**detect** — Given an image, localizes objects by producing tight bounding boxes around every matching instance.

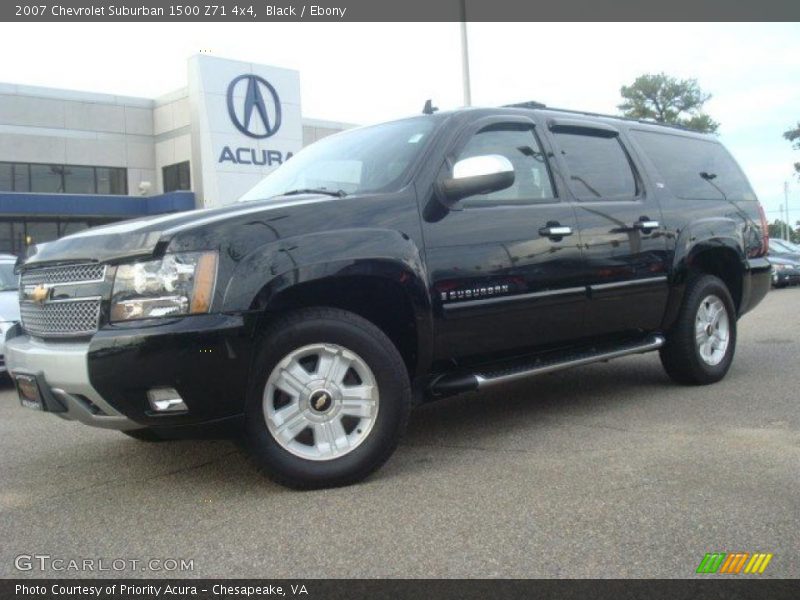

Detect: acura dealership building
[0,54,352,255]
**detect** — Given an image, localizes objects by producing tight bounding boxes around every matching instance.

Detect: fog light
[147,387,187,413]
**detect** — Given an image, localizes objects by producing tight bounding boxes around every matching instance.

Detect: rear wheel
[245,308,411,489]
[660,274,737,385]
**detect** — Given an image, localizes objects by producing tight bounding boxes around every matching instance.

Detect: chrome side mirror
[439,154,515,206]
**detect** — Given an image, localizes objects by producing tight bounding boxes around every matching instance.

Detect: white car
[0,254,20,374]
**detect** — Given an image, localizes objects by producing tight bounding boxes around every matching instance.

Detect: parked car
[0,254,20,375]
[769,238,800,262]
[6,106,771,488]
[770,256,800,288]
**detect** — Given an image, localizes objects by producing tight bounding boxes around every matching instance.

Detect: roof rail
[503,102,696,133]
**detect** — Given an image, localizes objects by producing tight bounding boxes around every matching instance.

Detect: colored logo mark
[696,552,773,574]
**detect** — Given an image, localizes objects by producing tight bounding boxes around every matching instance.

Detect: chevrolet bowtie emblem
[28,284,51,304]
[314,394,329,411]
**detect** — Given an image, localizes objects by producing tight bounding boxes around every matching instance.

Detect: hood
[0,290,20,322]
[22,195,330,267]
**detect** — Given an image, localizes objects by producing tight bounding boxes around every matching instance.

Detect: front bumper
[5,331,141,430]
[772,269,800,287]
[6,313,253,433]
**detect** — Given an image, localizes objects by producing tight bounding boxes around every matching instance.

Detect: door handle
[633,220,659,231]
[538,225,573,239]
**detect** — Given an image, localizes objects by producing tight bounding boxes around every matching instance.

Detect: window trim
[440,115,560,208]
[546,129,644,203]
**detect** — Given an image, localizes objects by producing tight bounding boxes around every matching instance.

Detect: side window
[552,132,637,201]
[630,130,756,201]
[454,123,555,204]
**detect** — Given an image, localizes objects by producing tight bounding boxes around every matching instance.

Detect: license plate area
[14,373,45,411]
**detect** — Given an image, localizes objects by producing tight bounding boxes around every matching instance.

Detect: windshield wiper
[280,188,347,198]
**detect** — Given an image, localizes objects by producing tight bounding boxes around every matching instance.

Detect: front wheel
[244,308,412,489]
[660,274,737,385]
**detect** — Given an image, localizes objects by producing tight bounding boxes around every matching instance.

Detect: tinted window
[13,164,30,192]
[552,133,637,201]
[64,166,95,194]
[30,164,63,193]
[25,221,59,247]
[455,123,555,203]
[631,130,755,201]
[0,163,12,192]
[95,167,127,194]
[163,161,191,193]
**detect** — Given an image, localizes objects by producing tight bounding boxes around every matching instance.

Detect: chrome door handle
[539,226,573,239]
[633,220,659,231]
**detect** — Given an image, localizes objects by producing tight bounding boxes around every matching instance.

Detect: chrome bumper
[5,329,141,431]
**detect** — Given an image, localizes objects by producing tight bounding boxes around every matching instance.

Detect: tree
[784,123,800,176]
[769,219,800,244]
[618,73,719,133]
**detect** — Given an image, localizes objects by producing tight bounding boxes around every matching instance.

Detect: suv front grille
[20,298,102,338]
[19,263,106,338]
[21,264,106,286]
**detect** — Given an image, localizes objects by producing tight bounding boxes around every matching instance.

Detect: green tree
[784,123,800,176]
[769,219,800,244]
[618,73,719,133]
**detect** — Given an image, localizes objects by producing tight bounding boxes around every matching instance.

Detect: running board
[429,334,665,398]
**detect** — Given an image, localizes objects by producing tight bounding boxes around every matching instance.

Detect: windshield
[0,262,17,291]
[239,116,439,202]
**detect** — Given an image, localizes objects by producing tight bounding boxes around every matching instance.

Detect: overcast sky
[0,22,798,223]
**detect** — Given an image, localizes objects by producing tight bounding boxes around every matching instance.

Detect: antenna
[422,99,439,115]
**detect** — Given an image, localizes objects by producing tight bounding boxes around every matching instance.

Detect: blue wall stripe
[0,191,195,217]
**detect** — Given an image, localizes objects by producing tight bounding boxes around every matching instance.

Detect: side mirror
[438,155,515,207]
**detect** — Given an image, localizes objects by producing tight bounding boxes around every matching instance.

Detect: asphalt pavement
[1,287,798,578]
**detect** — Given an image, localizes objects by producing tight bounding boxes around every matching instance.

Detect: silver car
[0,254,20,374]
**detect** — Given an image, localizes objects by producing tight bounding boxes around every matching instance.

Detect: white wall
[0,83,156,196]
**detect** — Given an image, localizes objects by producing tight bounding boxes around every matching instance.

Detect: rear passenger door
[543,119,670,336]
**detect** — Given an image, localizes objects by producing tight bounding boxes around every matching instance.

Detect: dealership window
[0,218,113,256]
[163,161,191,192]
[0,162,127,195]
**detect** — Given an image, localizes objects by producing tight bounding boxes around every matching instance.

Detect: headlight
[110,251,218,321]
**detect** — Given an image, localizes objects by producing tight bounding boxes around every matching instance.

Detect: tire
[122,428,168,442]
[660,274,737,385]
[244,307,412,489]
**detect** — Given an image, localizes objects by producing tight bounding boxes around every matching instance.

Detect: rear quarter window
[630,129,756,201]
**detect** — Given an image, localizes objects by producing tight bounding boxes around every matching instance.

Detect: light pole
[459,0,472,106]
[785,181,792,242]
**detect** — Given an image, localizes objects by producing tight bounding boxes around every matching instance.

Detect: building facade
[0,54,353,255]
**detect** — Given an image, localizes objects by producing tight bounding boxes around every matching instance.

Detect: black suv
[7,107,771,488]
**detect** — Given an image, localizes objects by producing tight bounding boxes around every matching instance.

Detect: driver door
[422,116,586,361]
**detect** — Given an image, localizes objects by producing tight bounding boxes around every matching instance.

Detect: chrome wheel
[263,343,379,461]
[695,294,730,366]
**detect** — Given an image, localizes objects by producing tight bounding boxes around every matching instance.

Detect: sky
[0,22,798,225]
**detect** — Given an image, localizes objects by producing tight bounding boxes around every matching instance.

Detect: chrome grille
[20,299,102,338]
[21,264,106,286]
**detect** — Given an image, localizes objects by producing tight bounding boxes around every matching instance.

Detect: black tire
[244,307,412,489]
[660,274,737,385]
[122,428,168,442]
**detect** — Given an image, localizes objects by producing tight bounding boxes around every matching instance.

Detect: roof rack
[503,102,696,133]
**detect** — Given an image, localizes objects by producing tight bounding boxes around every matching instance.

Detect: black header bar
[2,0,800,22]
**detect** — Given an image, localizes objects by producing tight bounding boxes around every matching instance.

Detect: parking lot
[1,287,798,579]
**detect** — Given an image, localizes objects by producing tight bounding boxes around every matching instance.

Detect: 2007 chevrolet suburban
[6,106,771,488]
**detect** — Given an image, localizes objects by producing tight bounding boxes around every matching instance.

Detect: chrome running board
[429,334,665,397]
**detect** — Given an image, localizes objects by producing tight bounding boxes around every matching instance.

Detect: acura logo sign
[226,74,282,139]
